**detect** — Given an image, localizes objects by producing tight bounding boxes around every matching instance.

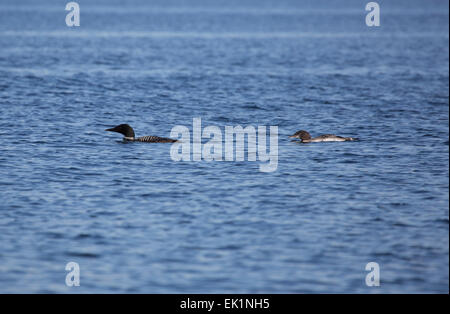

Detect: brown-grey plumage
[105,124,177,143]
[289,130,358,143]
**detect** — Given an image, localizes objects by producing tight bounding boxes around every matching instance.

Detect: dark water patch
[65,251,101,259]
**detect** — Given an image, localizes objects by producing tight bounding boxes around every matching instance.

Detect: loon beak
[105,128,114,132]
[288,135,296,138]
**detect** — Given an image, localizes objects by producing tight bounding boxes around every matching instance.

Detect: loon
[105,124,177,143]
[289,130,358,143]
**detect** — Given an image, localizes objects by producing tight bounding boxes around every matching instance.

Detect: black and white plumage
[289,130,358,143]
[105,124,177,143]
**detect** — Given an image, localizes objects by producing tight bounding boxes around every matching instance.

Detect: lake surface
[0,0,448,293]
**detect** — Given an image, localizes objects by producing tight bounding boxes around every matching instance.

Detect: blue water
[0,0,448,293]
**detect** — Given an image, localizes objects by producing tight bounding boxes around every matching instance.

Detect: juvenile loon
[105,124,177,143]
[289,130,358,143]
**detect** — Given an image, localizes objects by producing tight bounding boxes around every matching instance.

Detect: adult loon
[289,130,358,143]
[105,124,177,143]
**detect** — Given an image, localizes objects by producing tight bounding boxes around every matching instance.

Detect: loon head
[105,124,135,138]
[289,130,311,141]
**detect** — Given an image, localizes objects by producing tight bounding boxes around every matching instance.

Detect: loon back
[132,135,177,143]
[289,130,358,143]
[105,124,177,143]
